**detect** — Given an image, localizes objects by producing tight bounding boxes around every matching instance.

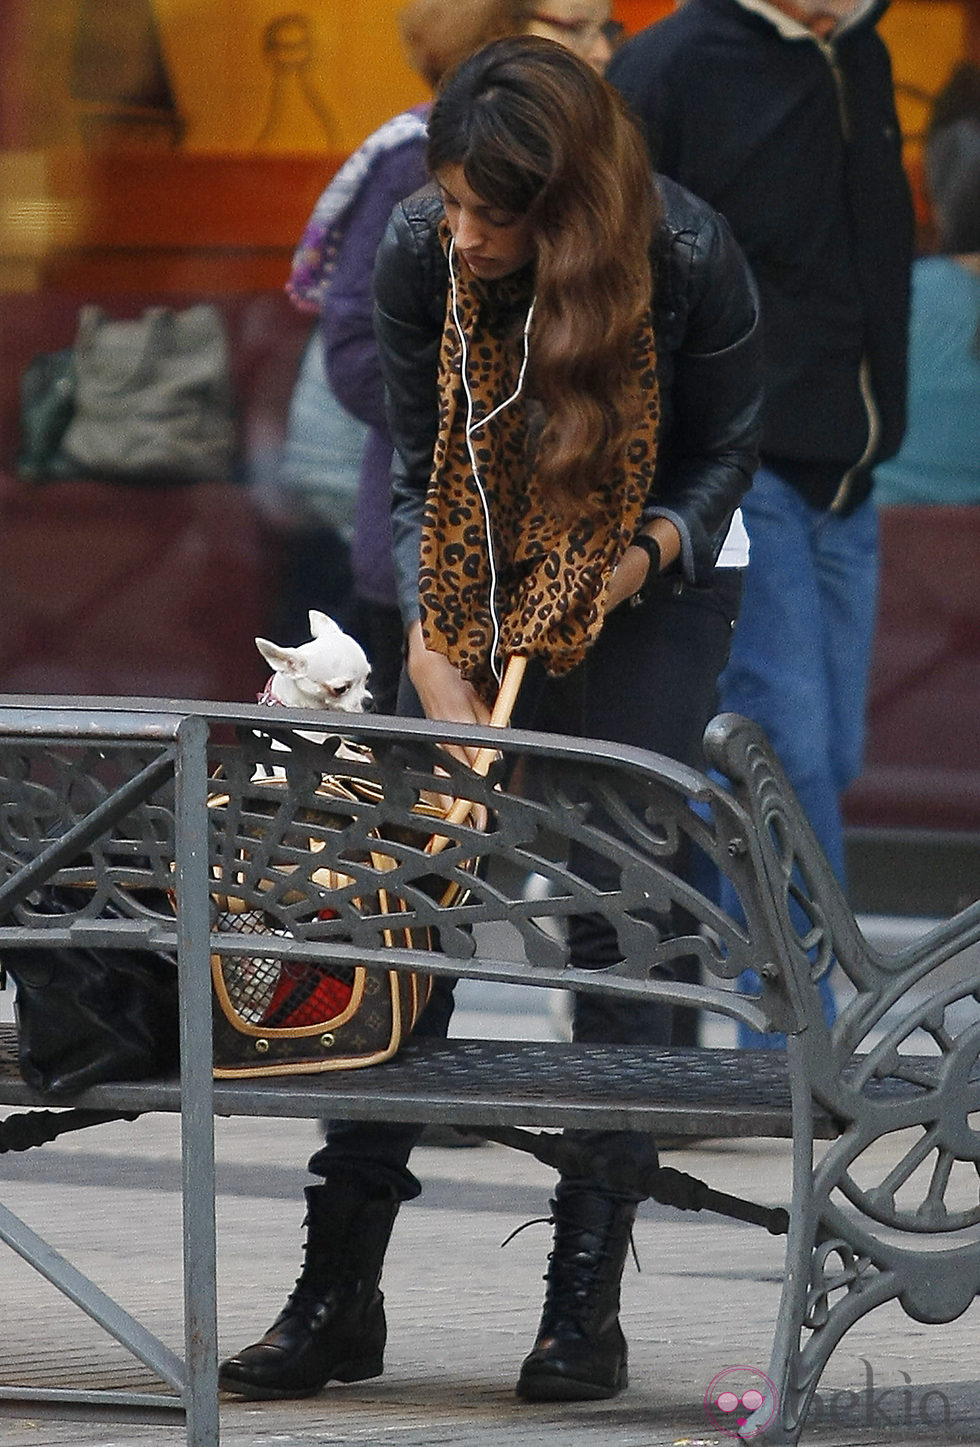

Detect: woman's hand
[406,621,492,768]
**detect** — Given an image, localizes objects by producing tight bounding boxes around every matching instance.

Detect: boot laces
[278,1277,331,1327]
[499,1212,640,1317]
[499,1215,553,1249]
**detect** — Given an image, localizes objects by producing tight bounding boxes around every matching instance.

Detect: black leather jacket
[374,175,762,625]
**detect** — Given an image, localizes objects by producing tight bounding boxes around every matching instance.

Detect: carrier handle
[425,655,527,856]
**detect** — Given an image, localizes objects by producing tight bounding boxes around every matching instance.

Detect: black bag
[15,347,79,481]
[2,890,180,1096]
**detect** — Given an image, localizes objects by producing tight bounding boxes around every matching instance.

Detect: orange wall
[1,0,978,293]
[10,1,977,156]
[7,0,427,155]
[152,0,426,154]
[615,0,675,30]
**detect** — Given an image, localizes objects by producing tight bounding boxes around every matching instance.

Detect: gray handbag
[62,304,236,482]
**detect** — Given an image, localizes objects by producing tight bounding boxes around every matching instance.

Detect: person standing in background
[609,0,914,1041]
[875,65,980,506]
[286,0,523,712]
[522,0,620,69]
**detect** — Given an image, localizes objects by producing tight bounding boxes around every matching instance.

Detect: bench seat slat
[0,1026,828,1137]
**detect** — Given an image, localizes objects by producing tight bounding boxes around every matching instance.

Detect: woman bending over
[220,36,761,1408]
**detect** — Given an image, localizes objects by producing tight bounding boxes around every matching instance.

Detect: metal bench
[0,697,978,1446]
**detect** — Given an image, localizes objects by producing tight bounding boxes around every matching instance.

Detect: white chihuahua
[255,610,372,714]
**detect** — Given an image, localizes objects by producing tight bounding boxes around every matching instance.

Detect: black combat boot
[218,1179,400,1400]
[516,1183,638,1402]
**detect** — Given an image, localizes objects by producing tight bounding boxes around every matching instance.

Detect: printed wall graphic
[254,13,339,148]
[71,0,183,147]
[151,0,422,152]
[2,0,976,157]
[4,0,423,153]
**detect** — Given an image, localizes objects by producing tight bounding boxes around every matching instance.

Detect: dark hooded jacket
[609,0,914,513]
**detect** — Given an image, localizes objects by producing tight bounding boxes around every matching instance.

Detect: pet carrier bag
[207,657,525,1078]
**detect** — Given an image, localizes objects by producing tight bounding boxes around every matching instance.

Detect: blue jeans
[719,466,878,1047]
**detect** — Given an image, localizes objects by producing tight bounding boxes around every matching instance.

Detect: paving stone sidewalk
[3,1108,980,1447]
[5,950,980,1447]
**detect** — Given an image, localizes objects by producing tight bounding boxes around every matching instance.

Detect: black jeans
[309,570,742,1200]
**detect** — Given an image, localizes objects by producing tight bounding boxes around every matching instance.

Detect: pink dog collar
[257,677,282,706]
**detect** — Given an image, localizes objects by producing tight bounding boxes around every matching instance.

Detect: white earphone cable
[448,237,534,686]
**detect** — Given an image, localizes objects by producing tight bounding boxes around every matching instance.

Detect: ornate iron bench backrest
[0,703,850,1049]
[705,713,980,1146]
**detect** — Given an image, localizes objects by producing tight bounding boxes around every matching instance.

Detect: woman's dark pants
[309,570,742,1200]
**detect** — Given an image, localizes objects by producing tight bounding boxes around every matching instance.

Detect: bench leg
[743,1043,836,1445]
[744,1035,980,1444]
[0,1198,186,1407]
[176,716,220,1447]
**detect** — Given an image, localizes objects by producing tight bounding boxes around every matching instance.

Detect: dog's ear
[255,636,306,675]
[307,609,340,639]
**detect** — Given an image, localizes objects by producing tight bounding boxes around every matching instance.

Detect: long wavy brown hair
[427,35,660,507]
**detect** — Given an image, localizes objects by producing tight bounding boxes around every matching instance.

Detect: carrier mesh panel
[215,908,355,1027]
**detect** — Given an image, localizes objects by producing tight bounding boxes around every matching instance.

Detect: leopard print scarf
[419,225,660,704]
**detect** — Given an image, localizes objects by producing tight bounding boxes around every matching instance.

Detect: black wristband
[628,532,662,607]
[631,531,661,579]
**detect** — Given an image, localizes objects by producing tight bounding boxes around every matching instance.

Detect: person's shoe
[516,1184,637,1402]
[218,1180,399,1400]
